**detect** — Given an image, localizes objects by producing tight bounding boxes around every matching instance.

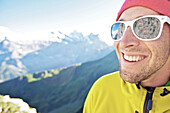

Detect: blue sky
[0,0,124,44]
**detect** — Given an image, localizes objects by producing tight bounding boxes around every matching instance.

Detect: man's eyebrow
[118,18,125,21]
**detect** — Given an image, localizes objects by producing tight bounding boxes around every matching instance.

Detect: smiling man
[83,0,170,113]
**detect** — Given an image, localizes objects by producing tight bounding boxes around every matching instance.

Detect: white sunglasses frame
[111,15,170,41]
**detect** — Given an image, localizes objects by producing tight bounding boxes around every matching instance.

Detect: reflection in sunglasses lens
[134,17,161,39]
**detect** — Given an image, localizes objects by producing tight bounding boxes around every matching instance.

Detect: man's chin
[121,76,137,83]
[120,72,142,83]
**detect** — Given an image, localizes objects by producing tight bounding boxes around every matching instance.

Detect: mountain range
[0,50,119,113]
[0,30,113,82]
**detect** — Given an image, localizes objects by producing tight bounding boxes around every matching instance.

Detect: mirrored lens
[133,17,161,39]
[111,22,125,40]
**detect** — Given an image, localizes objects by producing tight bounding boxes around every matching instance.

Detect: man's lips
[122,53,147,62]
[124,54,145,62]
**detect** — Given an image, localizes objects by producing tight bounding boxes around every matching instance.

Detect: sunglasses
[111,15,170,41]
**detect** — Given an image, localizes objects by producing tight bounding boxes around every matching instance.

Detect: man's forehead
[118,6,160,21]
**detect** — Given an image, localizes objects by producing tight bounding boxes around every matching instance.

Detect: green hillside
[0,50,119,113]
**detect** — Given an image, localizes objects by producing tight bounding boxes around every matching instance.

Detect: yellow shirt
[83,71,170,113]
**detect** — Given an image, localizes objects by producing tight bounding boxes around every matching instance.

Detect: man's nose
[119,27,140,49]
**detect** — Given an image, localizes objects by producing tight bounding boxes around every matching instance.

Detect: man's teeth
[124,55,144,62]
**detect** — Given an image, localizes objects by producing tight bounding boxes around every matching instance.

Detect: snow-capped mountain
[0,37,51,82]
[0,30,113,82]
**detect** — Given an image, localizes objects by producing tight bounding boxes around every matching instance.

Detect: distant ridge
[0,30,113,82]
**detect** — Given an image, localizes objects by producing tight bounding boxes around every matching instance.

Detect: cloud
[0,26,22,41]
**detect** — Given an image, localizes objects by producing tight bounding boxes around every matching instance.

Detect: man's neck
[141,72,170,87]
[141,56,170,87]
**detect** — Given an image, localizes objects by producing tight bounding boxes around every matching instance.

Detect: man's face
[114,7,170,83]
